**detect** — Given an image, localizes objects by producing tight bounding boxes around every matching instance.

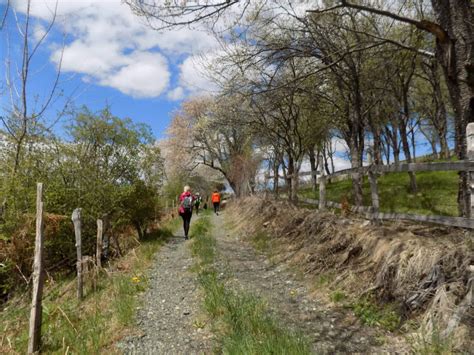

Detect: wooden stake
[96,219,103,269]
[28,183,44,354]
[71,208,83,300]
[467,123,474,218]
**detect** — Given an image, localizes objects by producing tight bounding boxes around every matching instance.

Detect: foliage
[0,106,165,300]
[351,297,401,332]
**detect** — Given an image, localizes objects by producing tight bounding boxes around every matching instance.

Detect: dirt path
[119,211,405,354]
[118,219,213,354]
[212,212,405,354]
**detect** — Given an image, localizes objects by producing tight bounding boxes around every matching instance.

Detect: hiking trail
[119,211,407,353]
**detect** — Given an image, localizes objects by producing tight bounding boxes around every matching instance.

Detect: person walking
[194,192,202,215]
[178,185,194,240]
[211,190,221,215]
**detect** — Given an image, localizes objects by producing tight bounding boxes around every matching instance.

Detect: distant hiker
[194,192,202,215]
[211,190,221,215]
[178,185,194,240]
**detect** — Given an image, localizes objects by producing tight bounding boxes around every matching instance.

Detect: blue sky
[0,0,451,170]
[0,0,218,138]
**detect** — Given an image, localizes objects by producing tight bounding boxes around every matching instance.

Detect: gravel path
[212,212,406,354]
[118,217,213,354]
[118,211,406,354]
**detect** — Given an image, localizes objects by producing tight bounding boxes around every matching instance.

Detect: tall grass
[0,220,176,354]
[190,218,311,354]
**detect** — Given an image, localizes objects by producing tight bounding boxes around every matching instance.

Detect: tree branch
[308,0,448,43]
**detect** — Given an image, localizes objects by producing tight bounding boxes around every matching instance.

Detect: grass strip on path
[189,216,311,355]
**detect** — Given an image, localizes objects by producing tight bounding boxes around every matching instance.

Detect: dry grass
[228,197,474,351]
[0,218,178,354]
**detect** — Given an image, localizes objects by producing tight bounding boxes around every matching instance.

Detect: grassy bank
[189,217,311,354]
[299,170,458,216]
[0,218,179,354]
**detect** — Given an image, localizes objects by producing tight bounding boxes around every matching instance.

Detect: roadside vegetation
[190,217,311,354]
[299,170,458,216]
[0,219,178,354]
[228,198,470,352]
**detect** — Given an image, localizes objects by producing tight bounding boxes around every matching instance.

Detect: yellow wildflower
[131,276,140,283]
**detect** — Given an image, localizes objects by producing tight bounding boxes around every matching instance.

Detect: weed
[315,273,333,287]
[351,297,400,332]
[252,231,270,252]
[330,290,346,303]
[409,322,454,355]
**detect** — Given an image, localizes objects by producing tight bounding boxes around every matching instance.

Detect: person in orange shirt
[211,190,221,215]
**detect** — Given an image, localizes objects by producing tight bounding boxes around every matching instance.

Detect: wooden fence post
[28,183,45,354]
[96,219,103,269]
[367,151,380,216]
[467,123,474,218]
[318,154,326,210]
[71,208,83,300]
[368,171,380,213]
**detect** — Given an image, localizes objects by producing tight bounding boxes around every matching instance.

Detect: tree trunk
[400,92,417,193]
[133,221,144,240]
[308,148,318,192]
[431,0,474,216]
[431,60,450,159]
[273,159,279,197]
[350,148,363,206]
[287,155,298,201]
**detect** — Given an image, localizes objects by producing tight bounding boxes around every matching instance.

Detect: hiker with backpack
[211,189,221,215]
[178,185,194,240]
[194,192,202,215]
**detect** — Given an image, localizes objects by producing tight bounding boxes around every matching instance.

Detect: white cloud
[177,54,219,96]
[101,52,170,98]
[32,23,47,42]
[13,0,220,99]
[167,86,185,101]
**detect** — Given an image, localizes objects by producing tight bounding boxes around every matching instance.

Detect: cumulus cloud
[13,0,220,99]
[100,52,170,98]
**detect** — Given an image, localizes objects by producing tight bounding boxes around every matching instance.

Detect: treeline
[0,107,164,301]
[151,1,472,216]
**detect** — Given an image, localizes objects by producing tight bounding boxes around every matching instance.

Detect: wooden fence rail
[279,123,474,229]
[300,198,474,229]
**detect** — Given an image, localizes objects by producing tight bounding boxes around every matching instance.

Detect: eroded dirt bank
[226,197,473,351]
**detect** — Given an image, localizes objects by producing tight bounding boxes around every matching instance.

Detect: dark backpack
[182,195,193,212]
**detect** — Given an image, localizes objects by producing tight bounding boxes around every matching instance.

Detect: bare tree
[1,0,68,174]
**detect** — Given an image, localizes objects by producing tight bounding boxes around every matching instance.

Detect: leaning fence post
[72,208,83,300]
[96,219,103,269]
[467,123,474,218]
[28,183,45,354]
[318,154,326,210]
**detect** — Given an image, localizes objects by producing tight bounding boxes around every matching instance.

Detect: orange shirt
[211,192,221,203]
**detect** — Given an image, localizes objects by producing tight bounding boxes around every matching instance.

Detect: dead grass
[227,197,474,352]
